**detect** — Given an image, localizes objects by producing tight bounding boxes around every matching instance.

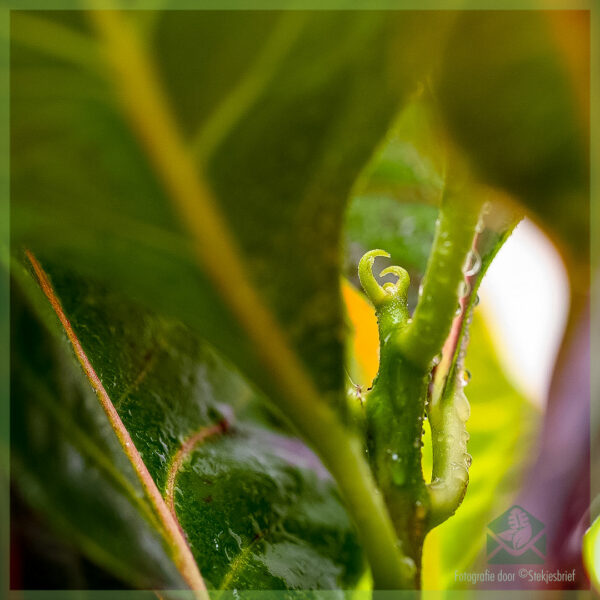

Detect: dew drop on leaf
[455,392,471,421]
[463,249,482,277]
[458,280,471,298]
[461,370,471,386]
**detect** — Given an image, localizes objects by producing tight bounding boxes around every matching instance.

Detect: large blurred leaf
[10,10,458,590]
[356,98,446,207]
[10,10,447,408]
[11,260,363,589]
[436,11,589,264]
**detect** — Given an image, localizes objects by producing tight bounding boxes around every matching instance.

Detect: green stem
[359,251,427,586]
[358,193,487,585]
[427,207,521,528]
[427,375,471,529]
[399,193,483,371]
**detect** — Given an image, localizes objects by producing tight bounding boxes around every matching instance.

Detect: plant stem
[399,193,483,371]
[427,204,520,528]
[358,194,487,585]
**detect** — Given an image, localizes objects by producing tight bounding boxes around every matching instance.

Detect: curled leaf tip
[379,266,410,297]
[358,249,410,308]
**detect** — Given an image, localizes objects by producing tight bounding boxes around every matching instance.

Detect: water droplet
[400,556,417,578]
[391,453,399,461]
[459,280,471,298]
[464,249,482,277]
[465,453,473,468]
[432,354,441,367]
[455,393,471,421]
[461,370,471,386]
[418,281,424,297]
[450,462,468,483]
[474,294,480,307]
[455,303,462,317]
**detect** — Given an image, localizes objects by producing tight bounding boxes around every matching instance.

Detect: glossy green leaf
[10,264,187,590]
[11,260,363,589]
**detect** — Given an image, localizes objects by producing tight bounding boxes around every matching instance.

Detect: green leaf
[10,264,187,590]
[436,11,588,261]
[11,12,453,587]
[583,511,600,592]
[10,10,421,404]
[357,98,446,207]
[11,260,363,590]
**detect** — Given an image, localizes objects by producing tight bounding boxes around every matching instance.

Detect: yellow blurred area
[583,515,600,592]
[341,278,379,388]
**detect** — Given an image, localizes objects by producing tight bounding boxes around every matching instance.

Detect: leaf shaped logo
[498,507,533,551]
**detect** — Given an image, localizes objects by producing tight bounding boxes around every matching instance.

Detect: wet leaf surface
[11,261,364,589]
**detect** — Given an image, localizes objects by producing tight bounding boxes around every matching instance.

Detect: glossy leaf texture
[11,259,364,590]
